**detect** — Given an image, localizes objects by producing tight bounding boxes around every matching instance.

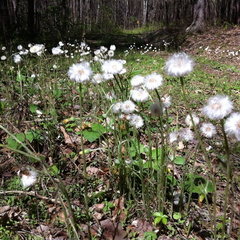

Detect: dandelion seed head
[180,128,194,142]
[52,46,64,55]
[121,100,136,114]
[130,89,149,102]
[20,170,38,189]
[102,59,125,75]
[17,45,23,51]
[130,75,145,87]
[68,61,92,83]
[108,50,114,58]
[161,95,171,108]
[150,102,163,117]
[92,73,104,84]
[202,95,233,120]
[200,122,216,138]
[129,114,144,128]
[185,113,200,128]
[14,54,22,64]
[112,102,122,114]
[110,45,116,51]
[169,131,179,143]
[105,91,116,100]
[30,44,45,54]
[144,73,163,90]
[100,46,108,53]
[165,52,194,77]
[224,112,240,141]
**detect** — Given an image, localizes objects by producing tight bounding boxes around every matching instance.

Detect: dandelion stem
[78,83,92,240]
[220,119,232,239]
[179,76,217,236]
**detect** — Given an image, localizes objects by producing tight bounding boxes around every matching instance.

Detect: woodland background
[0,0,239,45]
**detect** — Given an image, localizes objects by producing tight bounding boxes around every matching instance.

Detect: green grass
[121,23,160,34]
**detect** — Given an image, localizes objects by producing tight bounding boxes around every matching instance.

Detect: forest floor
[0,26,239,240]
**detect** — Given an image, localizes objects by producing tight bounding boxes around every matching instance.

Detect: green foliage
[185,174,214,195]
[172,156,186,165]
[82,123,107,142]
[7,130,42,152]
[143,231,158,240]
[153,212,168,225]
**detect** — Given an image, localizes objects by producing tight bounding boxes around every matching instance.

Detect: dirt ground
[183,25,240,68]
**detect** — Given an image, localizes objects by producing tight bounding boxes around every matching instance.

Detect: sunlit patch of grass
[121,24,159,34]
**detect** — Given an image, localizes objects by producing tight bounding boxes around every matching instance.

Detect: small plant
[153,212,168,225]
[143,231,158,240]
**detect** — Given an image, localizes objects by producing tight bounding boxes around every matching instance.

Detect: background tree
[0,0,239,44]
[186,0,205,32]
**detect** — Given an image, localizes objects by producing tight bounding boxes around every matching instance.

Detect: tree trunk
[28,0,35,42]
[186,0,205,32]
[142,0,148,26]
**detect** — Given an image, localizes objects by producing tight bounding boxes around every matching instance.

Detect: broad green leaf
[82,130,101,142]
[91,123,106,134]
[173,156,186,165]
[153,212,162,217]
[162,217,168,225]
[143,161,159,170]
[173,212,182,220]
[7,137,20,150]
[29,104,38,113]
[25,132,34,142]
[154,217,161,224]
[185,174,214,194]
[16,133,25,142]
[16,73,25,82]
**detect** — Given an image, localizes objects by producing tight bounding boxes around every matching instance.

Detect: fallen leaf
[86,166,104,176]
[178,141,185,150]
[60,126,74,146]
[91,219,127,240]
[112,196,126,222]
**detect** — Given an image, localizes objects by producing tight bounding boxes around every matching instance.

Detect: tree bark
[186,0,205,32]
[28,0,35,42]
[142,0,148,26]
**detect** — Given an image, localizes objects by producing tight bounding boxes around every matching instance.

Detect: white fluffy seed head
[121,100,136,114]
[68,61,92,83]
[224,112,240,141]
[165,52,194,77]
[130,75,145,87]
[202,95,233,120]
[144,73,163,90]
[200,122,216,138]
[129,114,144,128]
[185,113,200,128]
[130,89,149,102]
[20,170,38,188]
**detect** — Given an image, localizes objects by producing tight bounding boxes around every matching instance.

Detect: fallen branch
[0,190,60,204]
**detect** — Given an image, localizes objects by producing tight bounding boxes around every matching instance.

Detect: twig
[0,190,61,204]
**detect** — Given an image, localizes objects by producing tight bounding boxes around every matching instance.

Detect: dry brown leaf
[92,203,105,212]
[112,196,126,222]
[127,219,154,238]
[0,206,11,215]
[178,141,185,150]
[86,166,104,176]
[93,211,103,220]
[91,219,127,240]
[59,126,74,146]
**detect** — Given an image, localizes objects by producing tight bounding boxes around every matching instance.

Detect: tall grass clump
[0,41,239,239]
